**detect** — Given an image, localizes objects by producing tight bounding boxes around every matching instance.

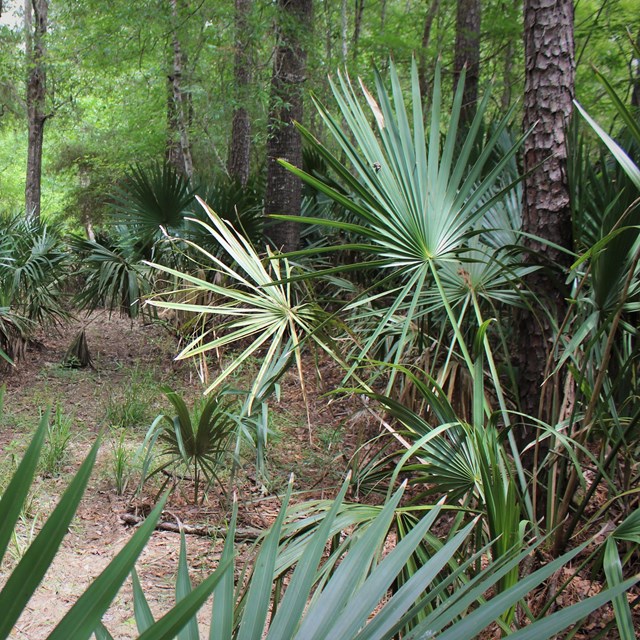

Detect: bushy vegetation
[0,61,638,639]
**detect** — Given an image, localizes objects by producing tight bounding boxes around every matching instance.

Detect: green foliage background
[0,0,637,227]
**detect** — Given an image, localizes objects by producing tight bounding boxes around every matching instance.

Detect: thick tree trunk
[166,0,193,180]
[264,0,312,253]
[453,0,481,128]
[227,0,253,187]
[25,0,48,221]
[518,0,575,424]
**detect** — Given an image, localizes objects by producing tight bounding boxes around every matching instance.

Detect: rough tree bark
[453,0,481,129]
[264,0,312,252]
[227,0,253,186]
[166,0,193,180]
[518,0,575,425]
[25,0,48,220]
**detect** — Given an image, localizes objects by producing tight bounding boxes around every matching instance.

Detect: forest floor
[0,312,635,638]
[0,312,370,638]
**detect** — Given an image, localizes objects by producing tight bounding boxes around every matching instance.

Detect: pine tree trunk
[518,0,575,425]
[25,0,48,221]
[264,0,312,253]
[227,0,253,187]
[453,0,481,128]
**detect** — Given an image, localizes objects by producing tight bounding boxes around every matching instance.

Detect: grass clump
[39,405,73,477]
[101,368,158,429]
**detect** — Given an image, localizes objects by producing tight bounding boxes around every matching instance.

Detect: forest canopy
[0,0,637,227]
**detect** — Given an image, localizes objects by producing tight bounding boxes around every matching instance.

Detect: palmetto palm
[141,387,235,503]
[146,197,331,410]
[71,232,155,319]
[541,79,640,561]
[0,216,70,329]
[0,416,635,640]
[279,60,527,387]
[111,161,197,240]
[114,477,637,640]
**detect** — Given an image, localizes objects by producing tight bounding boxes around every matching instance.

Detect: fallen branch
[119,513,262,541]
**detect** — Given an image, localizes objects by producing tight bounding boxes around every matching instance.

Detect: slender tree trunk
[501,40,514,112]
[264,0,312,252]
[500,0,519,112]
[166,0,193,180]
[518,0,575,425]
[417,0,441,99]
[340,0,348,63]
[453,0,481,128]
[227,0,253,186]
[352,0,365,63]
[25,0,48,221]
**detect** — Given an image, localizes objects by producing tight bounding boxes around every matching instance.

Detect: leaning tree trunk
[453,0,481,129]
[264,0,312,253]
[166,0,193,180]
[25,0,48,221]
[518,0,575,426]
[227,0,253,187]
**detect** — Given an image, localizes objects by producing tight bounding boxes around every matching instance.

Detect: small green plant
[110,428,134,496]
[39,405,73,477]
[140,387,234,503]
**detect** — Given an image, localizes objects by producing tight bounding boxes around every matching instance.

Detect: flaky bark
[227,0,253,186]
[519,0,575,423]
[25,0,48,220]
[453,0,481,128]
[264,0,312,252]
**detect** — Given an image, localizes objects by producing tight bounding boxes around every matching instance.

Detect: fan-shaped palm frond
[71,234,154,319]
[277,59,527,383]
[111,161,196,237]
[146,197,333,410]
[0,216,70,329]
